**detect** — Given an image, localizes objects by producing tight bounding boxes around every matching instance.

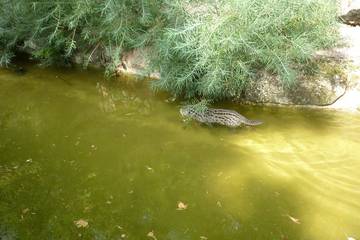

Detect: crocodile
[180,105,263,127]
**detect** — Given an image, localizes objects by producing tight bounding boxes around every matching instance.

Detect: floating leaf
[87,173,97,179]
[145,166,154,171]
[147,230,157,240]
[177,201,188,210]
[74,219,89,228]
[287,215,301,224]
[22,208,30,214]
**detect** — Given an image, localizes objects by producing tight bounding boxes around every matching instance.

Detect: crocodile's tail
[243,118,263,126]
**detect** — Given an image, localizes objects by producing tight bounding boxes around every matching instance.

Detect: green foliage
[0,0,339,100]
[0,0,163,67]
[152,0,339,100]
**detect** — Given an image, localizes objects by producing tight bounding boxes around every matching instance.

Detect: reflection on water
[0,64,360,239]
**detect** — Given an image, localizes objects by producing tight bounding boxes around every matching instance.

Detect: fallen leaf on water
[22,208,30,214]
[287,214,301,224]
[87,173,97,179]
[74,219,89,228]
[176,201,188,210]
[145,166,154,171]
[121,233,126,238]
[147,230,157,240]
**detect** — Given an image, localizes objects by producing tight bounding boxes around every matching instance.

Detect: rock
[241,65,348,106]
[116,47,160,79]
[330,69,360,110]
[71,44,108,68]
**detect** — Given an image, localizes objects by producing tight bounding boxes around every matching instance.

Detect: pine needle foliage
[152,0,339,100]
[1,0,339,100]
[0,0,163,68]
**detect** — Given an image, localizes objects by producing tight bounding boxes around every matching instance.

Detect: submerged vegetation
[0,0,339,100]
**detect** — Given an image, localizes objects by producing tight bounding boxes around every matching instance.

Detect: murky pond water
[1,64,360,240]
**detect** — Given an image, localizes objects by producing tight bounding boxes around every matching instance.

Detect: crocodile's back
[181,106,263,127]
[207,108,262,127]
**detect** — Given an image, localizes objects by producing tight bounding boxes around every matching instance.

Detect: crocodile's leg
[201,122,213,128]
[181,118,193,129]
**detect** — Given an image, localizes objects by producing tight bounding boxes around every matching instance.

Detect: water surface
[1,65,360,240]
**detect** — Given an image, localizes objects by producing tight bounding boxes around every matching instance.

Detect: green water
[0,65,360,240]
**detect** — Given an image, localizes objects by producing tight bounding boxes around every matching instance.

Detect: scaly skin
[180,106,263,127]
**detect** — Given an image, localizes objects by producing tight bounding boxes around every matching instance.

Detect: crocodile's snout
[180,106,194,117]
[179,108,185,116]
